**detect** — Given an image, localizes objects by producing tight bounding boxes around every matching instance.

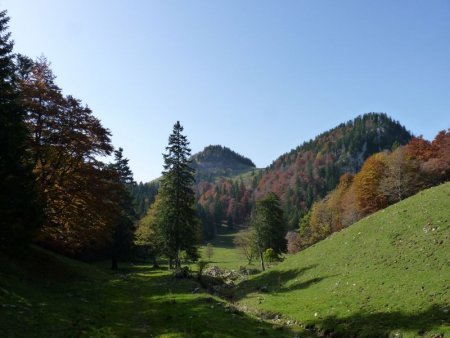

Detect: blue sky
[2,0,449,182]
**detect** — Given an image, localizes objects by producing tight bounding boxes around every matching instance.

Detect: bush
[263,248,279,262]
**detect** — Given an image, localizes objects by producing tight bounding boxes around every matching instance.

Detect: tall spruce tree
[158,121,199,269]
[110,147,136,270]
[0,10,41,247]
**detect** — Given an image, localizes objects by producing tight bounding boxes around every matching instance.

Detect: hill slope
[234,182,450,337]
[198,113,412,229]
[255,112,412,226]
[191,145,256,182]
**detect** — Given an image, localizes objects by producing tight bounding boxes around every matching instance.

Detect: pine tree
[158,121,200,269]
[0,10,41,247]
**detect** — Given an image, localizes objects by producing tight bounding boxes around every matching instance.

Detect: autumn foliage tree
[16,56,119,256]
[428,130,450,182]
[353,152,389,214]
[298,130,450,251]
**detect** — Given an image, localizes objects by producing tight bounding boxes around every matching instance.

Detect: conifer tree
[250,192,286,270]
[109,147,136,270]
[157,121,199,269]
[0,10,41,246]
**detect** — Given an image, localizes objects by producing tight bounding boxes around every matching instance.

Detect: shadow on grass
[230,265,328,301]
[310,304,450,337]
[0,262,303,338]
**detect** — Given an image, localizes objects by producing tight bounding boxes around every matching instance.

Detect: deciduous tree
[354,153,388,215]
[17,56,114,255]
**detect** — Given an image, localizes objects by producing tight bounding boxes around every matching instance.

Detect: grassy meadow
[231,183,450,337]
[1,183,449,337]
[0,246,299,337]
[199,226,257,271]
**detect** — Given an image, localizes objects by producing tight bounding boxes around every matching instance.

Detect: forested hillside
[297,128,450,250]
[191,145,256,182]
[131,145,257,224]
[197,113,412,233]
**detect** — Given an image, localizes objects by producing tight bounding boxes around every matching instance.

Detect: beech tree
[428,130,450,181]
[135,194,163,267]
[354,152,388,215]
[157,121,200,269]
[379,147,419,203]
[0,10,41,246]
[17,56,114,255]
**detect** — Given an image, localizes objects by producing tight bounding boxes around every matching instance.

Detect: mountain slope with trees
[298,128,450,250]
[197,113,412,233]
[191,145,256,182]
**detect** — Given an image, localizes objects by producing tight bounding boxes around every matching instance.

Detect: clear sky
[2,1,449,182]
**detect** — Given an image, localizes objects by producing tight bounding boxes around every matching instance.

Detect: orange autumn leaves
[302,130,450,248]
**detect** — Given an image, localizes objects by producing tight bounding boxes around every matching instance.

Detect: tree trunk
[258,244,265,271]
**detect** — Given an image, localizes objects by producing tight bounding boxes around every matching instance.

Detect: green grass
[199,226,254,270]
[232,182,450,337]
[2,184,449,337]
[0,245,298,337]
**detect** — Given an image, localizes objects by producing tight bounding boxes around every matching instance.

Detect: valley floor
[0,247,302,338]
[1,184,450,337]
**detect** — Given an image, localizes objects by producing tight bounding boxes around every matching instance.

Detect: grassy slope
[200,226,257,270]
[234,182,450,337]
[0,246,297,337]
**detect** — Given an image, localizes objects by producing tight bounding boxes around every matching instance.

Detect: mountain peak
[191,145,256,182]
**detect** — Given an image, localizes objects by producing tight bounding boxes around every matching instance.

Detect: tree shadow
[229,265,332,301]
[0,262,307,337]
[310,304,450,337]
